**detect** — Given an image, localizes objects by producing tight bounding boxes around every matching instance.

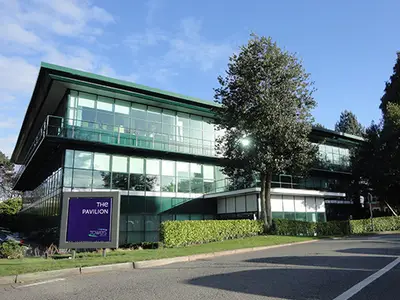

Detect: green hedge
[351,216,400,234]
[273,219,351,236]
[160,220,263,248]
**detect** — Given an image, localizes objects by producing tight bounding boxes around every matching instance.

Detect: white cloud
[0,55,38,94]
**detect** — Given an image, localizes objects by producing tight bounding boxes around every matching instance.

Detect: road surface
[1,234,400,300]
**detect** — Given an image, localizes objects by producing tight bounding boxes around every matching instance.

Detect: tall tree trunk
[260,172,273,233]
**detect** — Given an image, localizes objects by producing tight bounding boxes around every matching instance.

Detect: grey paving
[1,234,399,300]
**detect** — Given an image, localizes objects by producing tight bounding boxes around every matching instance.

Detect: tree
[314,123,326,129]
[0,198,22,215]
[0,151,19,201]
[214,35,317,231]
[334,110,364,136]
[379,52,400,118]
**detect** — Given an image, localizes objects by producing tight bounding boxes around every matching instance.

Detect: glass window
[191,178,203,193]
[74,151,93,169]
[177,113,190,139]
[162,160,175,176]
[72,169,92,188]
[177,162,189,177]
[97,96,113,111]
[112,173,129,190]
[129,174,146,191]
[162,110,175,125]
[112,156,128,173]
[190,115,202,130]
[203,165,214,180]
[147,106,162,123]
[65,150,74,168]
[131,103,147,120]
[146,159,160,175]
[161,176,175,192]
[78,92,96,108]
[63,168,73,187]
[145,175,160,191]
[115,100,130,115]
[178,177,190,193]
[93,153,110,171]
[190,163,202,178]
[283,196,295,212]
[130,157,144,174]
[93,171,110,189]
[69,91,78,108]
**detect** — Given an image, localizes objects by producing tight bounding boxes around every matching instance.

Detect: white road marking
[333,257,400,300]
[17,278,65,288]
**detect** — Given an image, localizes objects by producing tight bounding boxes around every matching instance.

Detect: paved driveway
[1,234,400,300]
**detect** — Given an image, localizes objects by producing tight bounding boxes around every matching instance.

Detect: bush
[350,216,400,234]
[160,220,263,248]
[272,219,350,236]
[0,240,24,259]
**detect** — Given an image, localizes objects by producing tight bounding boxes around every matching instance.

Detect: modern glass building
[11,63,363,244]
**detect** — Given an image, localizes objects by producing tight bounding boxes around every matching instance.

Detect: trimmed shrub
[272,219,350,236]
[0,240,24,259]
[160,220,263,248]
[350,216,400,234]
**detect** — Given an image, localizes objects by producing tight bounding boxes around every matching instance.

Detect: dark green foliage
[350,216,400,234]
[0,197,22,215]
[214,34,317,230]
[334,110,364,136]
[0,151,19,200]
[272,219,351,236]
[380,52,400,117]
[0,240,24,259]
[160,220,263,248]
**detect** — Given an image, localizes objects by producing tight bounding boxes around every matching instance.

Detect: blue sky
[0,0,399,157]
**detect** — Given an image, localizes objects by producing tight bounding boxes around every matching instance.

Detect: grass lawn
[0,235,314,277]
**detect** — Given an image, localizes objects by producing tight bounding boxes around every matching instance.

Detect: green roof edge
[40,62,221,108]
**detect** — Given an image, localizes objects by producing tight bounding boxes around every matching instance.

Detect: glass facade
[65,90,218,156]
[63,149,225,196]
[271,195,326,222]
[21,168,63,216]
[315,143,350,172]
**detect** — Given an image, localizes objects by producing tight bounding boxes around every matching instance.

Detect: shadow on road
[186,267,369,299]
[336,247,400,256]
[244,255,394,270]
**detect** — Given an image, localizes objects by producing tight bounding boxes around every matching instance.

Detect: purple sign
[66,197,112,242]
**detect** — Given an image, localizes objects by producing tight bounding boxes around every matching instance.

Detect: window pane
[147,106,162,123]
[146,159,160,175]
[161,176,175,192]
[203,165,214,180]
[162,110,175,125]
[115,100,130,115]
[112,156,128,173]
[177,162,189,177]
[178,178,190,193]
[131,103,147,120]
[191,178,203,193]
[97,111,114,127]
[177,113,189,141]
[190,163,202,178]
[63,168,72,187]
[93,171,110,189]
[94,153,110,171]
[112,173,129,190]
[145,175,160,191]
[129,174,146,191]
[130,158,144,174]
[72,169,92,188]
[190,115,202,130]
[97,96,113,111]
[283,196,295,212]
[65,150,74,168]
[78,92,95,108]
[162,160,175,176]
[74,151,93,169]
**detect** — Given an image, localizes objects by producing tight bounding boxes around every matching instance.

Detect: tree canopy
[334,110,364,136]
[0,151,18,201]
[351,53,400,211]
[214,34,317,230]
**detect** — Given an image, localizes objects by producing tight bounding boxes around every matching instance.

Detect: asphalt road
[1,234,400,300]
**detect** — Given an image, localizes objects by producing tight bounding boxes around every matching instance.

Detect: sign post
[59,192,120,251]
